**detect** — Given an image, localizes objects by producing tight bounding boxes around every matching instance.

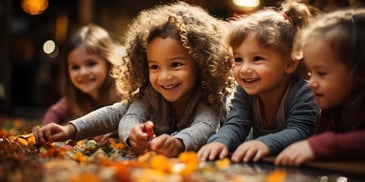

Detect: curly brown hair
[112,1,234,106]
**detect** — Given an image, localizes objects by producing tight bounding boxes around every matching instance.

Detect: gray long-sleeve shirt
[69,85,222,152]
[208,77,319,154]
[70,102,129,140]
[119,86,222,151]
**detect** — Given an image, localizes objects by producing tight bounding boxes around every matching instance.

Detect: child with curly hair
[36,1,234,157]
[198,0,319,163]
[275,8,365,166]
[115,1,234,157]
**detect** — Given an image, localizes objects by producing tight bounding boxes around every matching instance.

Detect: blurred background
[0,0,364,119]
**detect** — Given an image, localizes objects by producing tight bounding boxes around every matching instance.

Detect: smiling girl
[39,24,122,141]
[35,2,234,157]
[198,0,319,163]
[275,8,365,166]
[116,1,234,157]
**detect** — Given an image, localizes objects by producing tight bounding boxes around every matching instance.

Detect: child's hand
[143,121,155,140]
[93,132,114,142]
[274,140,314,166]
[231,140,270,163]
[198,142,229,161]
[150,134,184,157]
[128,122,153,153]
[35,123,76,145]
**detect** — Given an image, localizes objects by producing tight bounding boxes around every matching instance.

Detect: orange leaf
[266,170,287,182]
[75,151,88,163]
[215,158,230,169]
[179,151,199,165]
[149,155,171,173]
[16,137,29,146]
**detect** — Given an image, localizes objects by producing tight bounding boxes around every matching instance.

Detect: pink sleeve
[308,129,365,160]
[41,98,71,125]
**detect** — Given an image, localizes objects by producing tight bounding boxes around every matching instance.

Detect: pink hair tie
[282,12,289,20]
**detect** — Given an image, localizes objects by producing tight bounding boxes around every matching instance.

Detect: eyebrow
[148,56,189,63]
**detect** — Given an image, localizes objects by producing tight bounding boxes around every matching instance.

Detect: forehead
[146,37,188,58]
[303,39,347,71]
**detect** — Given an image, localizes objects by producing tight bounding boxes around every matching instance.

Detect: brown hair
[112,1,234,106]
[225,0,312,78]
[59,23,121,116]
[298,8,365,129]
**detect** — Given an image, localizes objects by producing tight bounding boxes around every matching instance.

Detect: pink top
[308,108,365,160]
[308,130,365,160]
[41,98,72,125]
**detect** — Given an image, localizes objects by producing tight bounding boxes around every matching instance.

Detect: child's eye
[253,56,264,62]
[171,62,183,68]
[69,65,79,70]
[310,71,327,78]
[87,61,97,67]
[318,72,327,77]
[149,64,159,70]
[234,57,243,63]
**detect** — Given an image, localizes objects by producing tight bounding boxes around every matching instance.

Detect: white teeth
[244,78,257,82]
[163,84,177,88]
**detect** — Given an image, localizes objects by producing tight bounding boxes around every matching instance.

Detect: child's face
[146,37,198,107]
[303,39,353,109]
[232,34,296,98]
[67,45,108,100]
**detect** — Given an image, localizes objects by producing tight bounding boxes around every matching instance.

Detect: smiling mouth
[161,84,179,89]
[315,93,324,97]
[79,78,96,84]
[243,78,259,83]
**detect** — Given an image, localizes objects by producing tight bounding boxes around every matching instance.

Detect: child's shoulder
[289,77,310,92]
[287,77,316,101]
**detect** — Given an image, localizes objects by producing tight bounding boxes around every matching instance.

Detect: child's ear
[285,59,299,74]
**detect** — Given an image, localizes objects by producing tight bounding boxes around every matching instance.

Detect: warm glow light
[43,40,55,54]
[55,13,69,43]
[233,0,260,8]
[21,0,48,15]
[43,40,59,58]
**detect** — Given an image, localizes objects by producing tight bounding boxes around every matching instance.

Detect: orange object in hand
[143,121,155,140]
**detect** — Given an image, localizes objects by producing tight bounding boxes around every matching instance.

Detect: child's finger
[150,135,168,150]
[197,147,210,161]
[252,149,263,162]
[219,148,229,159]
[36,129,45,144]
[143,121,155,140]
[44,128,54,142]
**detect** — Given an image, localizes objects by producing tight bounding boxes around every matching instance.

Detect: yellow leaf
[215,158,230,169]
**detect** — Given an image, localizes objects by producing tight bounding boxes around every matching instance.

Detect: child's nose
[80,67,90,75]
[159,70,173,82]
[239,63,253,74]
[307,78,318,88]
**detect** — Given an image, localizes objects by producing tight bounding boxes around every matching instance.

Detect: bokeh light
[21,0,48,15]
[233,0,260,8]
[43,40,59,58]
